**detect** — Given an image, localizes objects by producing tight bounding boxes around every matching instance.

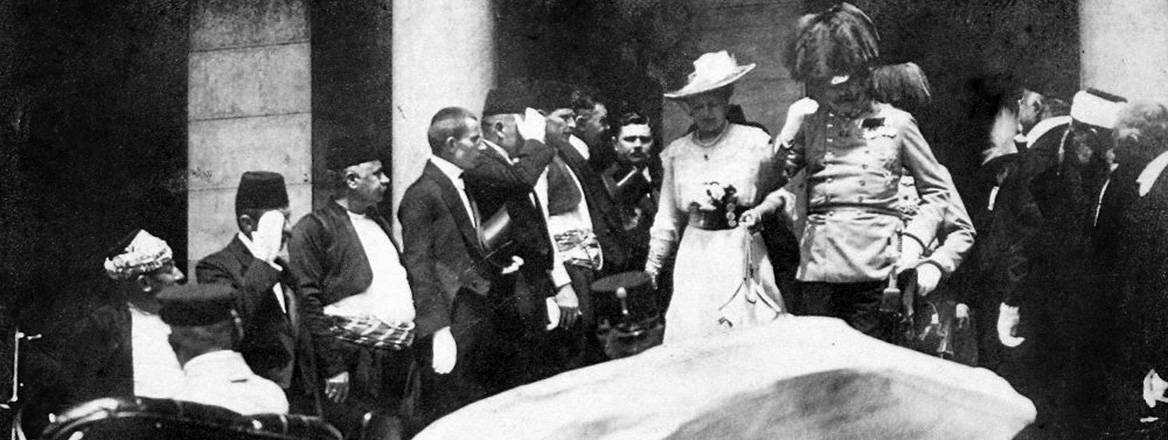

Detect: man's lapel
[424,161,484,257]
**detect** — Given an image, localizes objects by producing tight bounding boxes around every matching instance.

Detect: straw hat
[664,51,755,99]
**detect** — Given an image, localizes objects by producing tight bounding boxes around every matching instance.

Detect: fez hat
[484,81,536,117]
[533,80,578,111]
[158,283,238,327]
[327,136,382,171]
[664,51,756,99]
[235,171,289,213]
[1071,88,1128,130]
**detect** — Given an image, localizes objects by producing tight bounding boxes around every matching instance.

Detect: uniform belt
[808,203,901,218]
[688,206,747,231]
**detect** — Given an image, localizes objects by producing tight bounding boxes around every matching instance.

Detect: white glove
[955,303,970,330]
[915,263,943,296]
[545,297,561,331]
[777,97,819,146]
[517,108,547,144]
[432,327,457,374]
[1144,369,1168,408]
[500,256,524,275]
[253,210,286,262]
[997,303,1025,347]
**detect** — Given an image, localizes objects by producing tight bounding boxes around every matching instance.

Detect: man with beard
[989,88,1127,438]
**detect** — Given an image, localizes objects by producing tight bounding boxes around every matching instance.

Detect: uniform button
[827,138,834,143]
[859,180,866,186]
[827,123,834,128]
[826,177,834,183]
[861,164,868,169]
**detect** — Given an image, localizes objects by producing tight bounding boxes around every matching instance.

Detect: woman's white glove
[997,303,1025,347]
[253,210,286,263]
[517,108,547,143]
[777,98,819,146]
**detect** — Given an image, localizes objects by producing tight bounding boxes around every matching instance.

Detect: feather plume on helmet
[873,62,932,107]
[785,2,880,82]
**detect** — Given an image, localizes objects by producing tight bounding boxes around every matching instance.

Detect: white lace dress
[647,123,786,344]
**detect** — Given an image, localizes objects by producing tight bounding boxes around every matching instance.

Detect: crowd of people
[15,3,1168,440]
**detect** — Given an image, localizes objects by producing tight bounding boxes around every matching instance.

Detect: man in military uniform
[751,2,968,343]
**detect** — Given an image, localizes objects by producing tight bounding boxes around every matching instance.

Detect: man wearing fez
[159,283,288,415]
[470,82,564,384]
[535,80,631,368]
[288,138,414,435]
[196,171,319,414]
[67,230,188,402]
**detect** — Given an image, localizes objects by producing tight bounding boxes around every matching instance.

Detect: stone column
[1080,0,1168,102]
[391,0,495,239]
[187,0,312,273]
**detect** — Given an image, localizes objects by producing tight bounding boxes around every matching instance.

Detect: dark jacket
[399,161,493,338]
[287,200,401,378]
[66,302,133,402]
[196,237,320,412]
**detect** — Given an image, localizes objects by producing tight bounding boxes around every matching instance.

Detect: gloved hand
[777,97,819,146]
[955,303,970,330]
[895,236,925,276]
[997,303,1025,347]
[432,327,457,374]
[500,256,524,275]
[1144,369,1168,408]
[325,371,350,403]
[253,210,286,263]
[738,207,765,231]
[915,263,943,297]
[517,108,547,144]
[554,284,580,328]
[545,297,562,331]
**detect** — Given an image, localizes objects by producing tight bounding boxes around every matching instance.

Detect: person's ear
[344,169,361,189]
[239,214,256,235]
[136,274,153,293]
[445,136,457,153]
[493,121,505,137]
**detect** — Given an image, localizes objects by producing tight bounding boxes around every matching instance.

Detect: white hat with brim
[1071,89,1127,130]
[664,51,756,99]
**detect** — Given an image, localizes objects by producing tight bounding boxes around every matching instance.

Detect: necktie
[460,175,486,248]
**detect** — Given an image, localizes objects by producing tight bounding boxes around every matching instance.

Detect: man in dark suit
[400,107,509,424]
[196,171,320,415]
[470,83,571,384]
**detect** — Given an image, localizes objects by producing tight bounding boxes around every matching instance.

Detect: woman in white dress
[645,51,786,344]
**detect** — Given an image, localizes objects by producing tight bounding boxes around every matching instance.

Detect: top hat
[664,51,756,99]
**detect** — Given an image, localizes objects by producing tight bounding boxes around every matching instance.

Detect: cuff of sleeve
[550,265,572,288]
[922,257,955,279]
[901,232,928,253]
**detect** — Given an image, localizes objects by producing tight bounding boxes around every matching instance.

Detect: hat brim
[664,64,756,99]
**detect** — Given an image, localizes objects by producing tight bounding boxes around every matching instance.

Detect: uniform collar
[430,155,465,190]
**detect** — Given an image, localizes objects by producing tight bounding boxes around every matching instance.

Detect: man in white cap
[66,229,188,403]
[985,87,1126,438]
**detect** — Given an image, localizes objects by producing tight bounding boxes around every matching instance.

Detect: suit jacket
[287,200,402,378]
[554,140,631,274]
[196,237,320,412]
[66,301,133,402]
[464,140,557,335]
[400,161,494,338]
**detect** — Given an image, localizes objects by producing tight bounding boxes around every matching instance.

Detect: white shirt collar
[483,140,514,164]
[569,135,590,160]
[430,156,465,189]
[1138,151,1168,197]
[237,232,262,258]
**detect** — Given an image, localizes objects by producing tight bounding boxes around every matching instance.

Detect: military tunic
[172,350,289,415]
